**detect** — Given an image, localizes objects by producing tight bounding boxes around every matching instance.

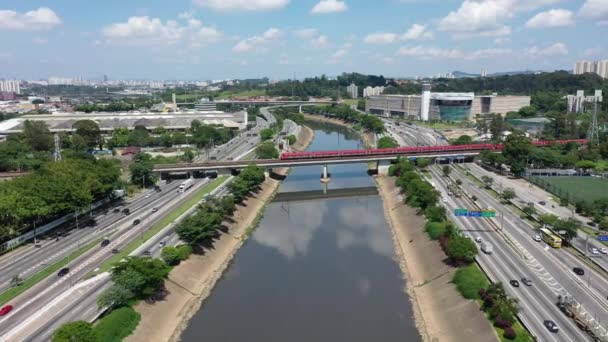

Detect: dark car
[510,280,520,287]
[57,267,70,277]
[113,208,121,213]
[573,267,585,276]
[111,248,119,254]
[133,219,141,226]
[100,239,110,247]
[539,201,546,205]
[154,185,161,192]
[152,207,158,213]
[122,208,130,215]
[521,277,533,286]
[142,251,151,256]
[544,320,559,332]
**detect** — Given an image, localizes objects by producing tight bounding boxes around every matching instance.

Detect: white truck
[481,242,493,254]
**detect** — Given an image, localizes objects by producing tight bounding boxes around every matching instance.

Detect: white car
[475,236,482,243]
[533,235,541,242]
[592,248,600,255]
[145,194,151,198]
[601,248,608,254]
[442,198,448,203]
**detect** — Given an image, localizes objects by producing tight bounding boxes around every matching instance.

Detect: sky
[0,0,607,80]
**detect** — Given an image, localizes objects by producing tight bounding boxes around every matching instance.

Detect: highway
[382,118,448,146]
[0,178,210,341]
[464,163,608,274]
[428,165,592,341]
[0,181,179,293]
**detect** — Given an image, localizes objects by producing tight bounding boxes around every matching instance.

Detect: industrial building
[365,84,530,121]
[0,111,248,135]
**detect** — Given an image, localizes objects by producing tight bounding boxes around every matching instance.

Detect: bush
[53,321,98,342]
[453,264,490,299]
[425,206,447,222]
[494,317,513,329]
[425,221,447,240]
[446,235,478,264]
[161,245,193,266]
[503,326,517,340]
[176,244,193,259]
[93,307,141,342]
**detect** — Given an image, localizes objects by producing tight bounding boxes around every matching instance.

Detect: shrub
[425,206,447,222]
[94,307,141,342]
[425,221,447,240]
[161,245,193,266]
[446,235,478,265]
[453,265,489,300]
[494,317,513,329]
[503,326,517,340]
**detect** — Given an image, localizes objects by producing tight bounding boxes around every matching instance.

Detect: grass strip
[0,238,101,306]
[453,264,489,300]
[94,176,227,274]
[93,306,141,342]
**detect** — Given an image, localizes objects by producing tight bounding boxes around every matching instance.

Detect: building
[363,86,385,97]
[0,80,20,94]
[565,90,603,113]
[365,85,531,121]
[346,83,358,99]
[481,68,488,78]
[574,60,608,79]
[194,98,217,111]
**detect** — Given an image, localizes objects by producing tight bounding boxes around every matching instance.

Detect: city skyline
[1,0,607,80]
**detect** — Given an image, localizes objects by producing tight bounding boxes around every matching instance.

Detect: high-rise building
[363,86,385,97]
[566,90,603,113]
[0,79,21,94]
[481,68,488,78]
[346,83,358,99]
[103,75,108,82]
[574,60,608,78]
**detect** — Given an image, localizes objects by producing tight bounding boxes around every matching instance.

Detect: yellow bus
[540,228,562,248]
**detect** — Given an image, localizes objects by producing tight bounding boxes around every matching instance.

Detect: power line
[589,101,600,146]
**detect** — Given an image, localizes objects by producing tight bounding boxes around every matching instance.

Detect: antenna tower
[589,102,600,146]
[53,134,62,161]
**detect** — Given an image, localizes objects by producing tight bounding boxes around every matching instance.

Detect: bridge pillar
[299,105,302,114]
[320,164,331,183]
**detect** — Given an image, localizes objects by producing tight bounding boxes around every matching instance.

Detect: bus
[540,228,562,248]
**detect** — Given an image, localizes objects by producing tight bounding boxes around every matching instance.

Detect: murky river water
[181,122,421,342]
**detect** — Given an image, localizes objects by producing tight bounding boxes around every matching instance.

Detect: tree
[554,218,580,241]
[10,274,22,287]
[538,214,559,227]
[110,256,170,299]
[502,130,532,176]
[523,204,536,218]
[417,158,432,169]
[97,285,133,309]
[181,148,195,162]
[260,128,274,141]
[446,235,478,264]
[73,120,102,150]
[456,179,463,186]
[377,136,398,148]
[482,175,494,189]
[22,120,53,151]
[256,141,279,159]
[425,205,447,222]
[518,105,537,118]
[576,160,596,172]
[53,321,98,342]
[442,165,451,177]
[489,115,505,143]
[501,188,516,202]
[286,134,297,145]
[453,135,473,145]
[161,246,183,266]
[127,126,151,147]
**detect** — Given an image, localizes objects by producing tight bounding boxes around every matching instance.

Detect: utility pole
[589,102,600,147]
[53,134,61,162]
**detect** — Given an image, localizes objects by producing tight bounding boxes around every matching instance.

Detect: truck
[481,243,493,254]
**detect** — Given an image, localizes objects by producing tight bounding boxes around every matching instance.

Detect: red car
[0,304,13,316]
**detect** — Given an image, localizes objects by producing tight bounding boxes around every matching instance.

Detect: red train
[279,139,587,160]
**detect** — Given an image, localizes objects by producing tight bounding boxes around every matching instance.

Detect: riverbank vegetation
[52,307,141,342]
[303,104,385,134]
[377,136,398,148]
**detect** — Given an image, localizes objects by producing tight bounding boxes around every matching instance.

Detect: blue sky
[0,0,607,80]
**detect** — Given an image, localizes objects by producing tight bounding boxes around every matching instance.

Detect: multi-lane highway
[428,165,594,341]
[382,118,448,146]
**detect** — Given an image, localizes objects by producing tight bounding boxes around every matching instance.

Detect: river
[181,122,421,341]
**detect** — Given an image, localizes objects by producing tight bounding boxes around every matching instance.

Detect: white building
[566,89,603,113]
[574,60,608,79]
[0,79,20,94]
[363,86,385,97]
[481,68,488,78]
[346,83,358,99]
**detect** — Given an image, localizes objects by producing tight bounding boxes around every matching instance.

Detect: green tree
[446,235,478,264]
[110,256,170,299]
[129,153,157,187]
[53,321,99,342]
[260,128,274,141]
[518,105,537,118]
[377,136,398,148]
[127,126,150,147]
[161,246,183,266]
[425,205,447,222]
[452,135,473,145]
[523,204,536,218]
[501,188,516,202]
[256,141,279,159]
[502,131,532,176]
[482,175,494,189]
[73,120,102,150]
[286,134,297,145]
[416,158,432,169]
[22,120,53,151]
[538,214,559,227]
[442,165,451,177]
[181,148,195,162]
[97,285,133,309]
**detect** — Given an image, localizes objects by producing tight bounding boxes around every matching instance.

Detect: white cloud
[437,0,559,39]
[294,28,318,39]
[524,42,568,57]
[293,28,330,48]
[466,48,512,60]
[193,0,289,11]
[33,37,48,45]
[363,32,399,44]
[579,0,608,23]
[525,9,574,28]
[311,0,348,14]
[0,7,61,31]
[102,16,221,48]
[233,28,282,52]
[363,24,432,44]
[397,46,464,59]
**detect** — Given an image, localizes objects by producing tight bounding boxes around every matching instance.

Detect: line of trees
[303,104,385,134]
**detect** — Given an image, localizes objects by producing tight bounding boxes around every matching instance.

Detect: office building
[366,85,530,121]
[346,83,358,99]
[363,86,385,97]
[565,89,603,113]
[574,60,608,79]
[0,79,21,94]
[481,68,488,78]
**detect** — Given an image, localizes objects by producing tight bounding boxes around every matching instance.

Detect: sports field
[530,176,608,203]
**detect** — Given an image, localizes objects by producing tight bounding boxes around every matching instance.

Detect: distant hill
[452,71,479,78]
[452,70,546,78]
